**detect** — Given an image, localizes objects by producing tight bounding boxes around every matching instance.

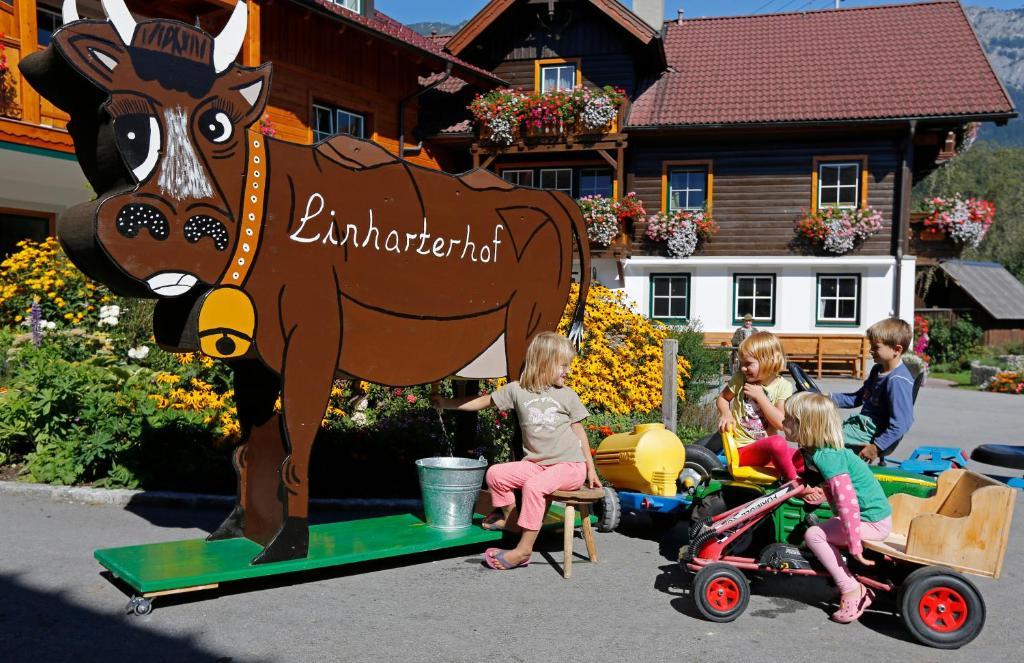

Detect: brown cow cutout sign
[21,1,590,563]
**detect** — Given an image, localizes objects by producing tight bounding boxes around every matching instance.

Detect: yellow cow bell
[197,287,256,359]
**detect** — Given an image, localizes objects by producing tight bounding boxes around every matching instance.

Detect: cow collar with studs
[196,127,265,360]
[223,126,267,287]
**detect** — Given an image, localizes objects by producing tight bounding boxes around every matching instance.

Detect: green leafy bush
[927,315,983,365]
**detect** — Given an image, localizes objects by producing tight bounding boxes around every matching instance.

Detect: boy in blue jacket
[830,318,915,464]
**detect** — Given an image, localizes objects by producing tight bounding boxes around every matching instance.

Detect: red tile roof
[627,1,1015,128]
[302,0,504,84]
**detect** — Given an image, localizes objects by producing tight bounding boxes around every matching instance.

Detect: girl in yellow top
[716,331,793,445]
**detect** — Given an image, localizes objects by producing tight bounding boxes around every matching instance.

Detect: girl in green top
[784,392,893,624]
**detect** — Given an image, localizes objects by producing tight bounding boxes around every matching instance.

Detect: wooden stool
[547,488,604,578]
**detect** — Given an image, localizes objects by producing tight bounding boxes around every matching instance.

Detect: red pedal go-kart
[680,464,1016,649]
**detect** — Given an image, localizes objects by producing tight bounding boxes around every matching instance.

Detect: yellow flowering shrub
[0,238,112,327]
[149,374,240,442]
[558,283,690,415]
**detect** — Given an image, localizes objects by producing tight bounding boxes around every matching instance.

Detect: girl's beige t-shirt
[727,374,794,444]
[490,382,589,465]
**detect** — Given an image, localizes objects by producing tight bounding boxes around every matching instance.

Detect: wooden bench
[701,332,870,379]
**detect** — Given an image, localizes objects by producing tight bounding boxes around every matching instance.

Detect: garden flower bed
[0,241,700,494]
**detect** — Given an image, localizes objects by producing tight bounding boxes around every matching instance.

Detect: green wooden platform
[96,507,585,596]
[96,513,503,595]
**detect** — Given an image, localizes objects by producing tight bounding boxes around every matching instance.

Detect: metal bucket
[415,457,488,530]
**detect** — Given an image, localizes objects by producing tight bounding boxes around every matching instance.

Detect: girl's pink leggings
[485,460,586,531]
[736,434,803,481]
[805,516,892,594]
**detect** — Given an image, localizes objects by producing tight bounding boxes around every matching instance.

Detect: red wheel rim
[706,577,740,612]
[919,587,969,632]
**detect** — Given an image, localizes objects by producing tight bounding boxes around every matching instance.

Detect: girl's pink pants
[485,460,586,531]
[805,516,892,594]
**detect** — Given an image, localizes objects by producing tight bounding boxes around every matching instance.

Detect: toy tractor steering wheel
[787,362,821,394]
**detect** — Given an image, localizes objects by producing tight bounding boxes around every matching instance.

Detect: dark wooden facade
[626,130,900,256]
[467,0,654,97]
[443,0,973,262]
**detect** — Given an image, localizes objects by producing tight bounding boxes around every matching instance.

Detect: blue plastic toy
[898,446,969,476]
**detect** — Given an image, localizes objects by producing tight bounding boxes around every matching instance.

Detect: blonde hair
[867,318,912,352]
[519,332,576,391]
[784,392,844,450]
[738,331,786,381]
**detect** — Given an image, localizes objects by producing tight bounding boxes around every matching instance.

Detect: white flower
[99,304,120,318]
[99,316,119,326]
[43,321,57,330]
[128,345,150,360]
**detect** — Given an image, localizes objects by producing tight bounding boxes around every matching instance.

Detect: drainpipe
[398,62,453,160]
[893,119,917,318]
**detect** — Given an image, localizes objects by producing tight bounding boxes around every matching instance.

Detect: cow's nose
[116,204,169,241]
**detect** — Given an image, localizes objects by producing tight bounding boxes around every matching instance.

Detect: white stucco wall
[586,255,917,334]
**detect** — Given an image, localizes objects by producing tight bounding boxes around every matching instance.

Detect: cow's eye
[199,109,233,144]
[114,114,161,183]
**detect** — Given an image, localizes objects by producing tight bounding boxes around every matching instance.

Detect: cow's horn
[62,0,80,24]
[213,1,248,73]
[101,0,138,45]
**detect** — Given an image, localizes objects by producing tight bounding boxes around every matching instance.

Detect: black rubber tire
[690,492,767,557]
[693,563,750,622]
[594,486,621,533]
[681,445,724,490]
[899,567,985,649]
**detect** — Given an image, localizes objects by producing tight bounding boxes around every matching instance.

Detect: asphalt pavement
[0,377,1021,663]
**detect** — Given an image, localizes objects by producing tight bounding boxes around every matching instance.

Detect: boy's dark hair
[867,318,912,351]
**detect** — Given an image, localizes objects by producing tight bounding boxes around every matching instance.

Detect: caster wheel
[692,563,750,623]
[126,596,153,616]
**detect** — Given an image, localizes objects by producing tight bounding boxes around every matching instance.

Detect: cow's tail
[565,196,591,352]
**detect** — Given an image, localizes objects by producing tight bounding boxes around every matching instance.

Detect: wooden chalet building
[0,0,1016,343]
[0,0,499,256]
[424,0,1016,337]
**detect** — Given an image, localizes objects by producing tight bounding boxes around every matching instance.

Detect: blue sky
[376,0,1023,25]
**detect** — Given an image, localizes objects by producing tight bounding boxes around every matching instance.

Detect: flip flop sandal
[483,548,531,571]
[481,511,506,531]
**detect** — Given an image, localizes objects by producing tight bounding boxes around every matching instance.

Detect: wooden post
[662,338,678,432]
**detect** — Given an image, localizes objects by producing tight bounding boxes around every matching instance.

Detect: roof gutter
[893,119,917,320]
[624,111,1017,132]
[399,62,453,159]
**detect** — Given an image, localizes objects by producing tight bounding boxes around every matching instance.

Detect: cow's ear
[51,25,129,92]
[228,64,272,129]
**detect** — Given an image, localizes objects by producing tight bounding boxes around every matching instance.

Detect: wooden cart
[862,469,1016,648]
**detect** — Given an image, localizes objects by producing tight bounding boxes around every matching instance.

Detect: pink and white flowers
[921,194,995,248]
[795,206,884,254]
[646,209,718,258]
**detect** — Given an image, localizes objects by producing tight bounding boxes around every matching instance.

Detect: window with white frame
[329,0,361,14]
[734,274,775,323]
[650,274,690,323]
[817,274,860,324]
[540,64,577,93]
[818,161,860,209]
[313,104,366,143]
[501,170,534,187]
[580,168,613,198]
[668,168,708,211]
[539,168,572,194]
